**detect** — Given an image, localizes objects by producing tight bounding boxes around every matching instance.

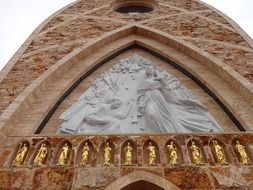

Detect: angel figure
[212,140,227,164]
[190,141,203,164]
[80,142,90,166]
[167,141,178,165]
[57,143,70,166]
[34,143,48,166]
[147,142,156,165]
[235,140,250,164]
[124,142,133,165]
[13,142,28,166]
[137,65,222,133]
[103,142,112,166]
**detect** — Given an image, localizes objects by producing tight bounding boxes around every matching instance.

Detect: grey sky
[0,0,252,71]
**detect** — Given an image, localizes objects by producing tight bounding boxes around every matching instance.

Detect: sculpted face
[146,67,156,77]
[111,99,121,109]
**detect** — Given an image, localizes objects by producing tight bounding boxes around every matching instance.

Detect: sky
[0,0,253,72]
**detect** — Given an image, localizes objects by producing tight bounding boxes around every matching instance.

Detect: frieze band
[11,136,251,167]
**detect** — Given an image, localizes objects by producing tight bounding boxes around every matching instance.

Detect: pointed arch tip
[105,170,181,190]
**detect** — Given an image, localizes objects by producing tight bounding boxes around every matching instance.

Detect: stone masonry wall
[0,133,253,189]
[0,0,253,116]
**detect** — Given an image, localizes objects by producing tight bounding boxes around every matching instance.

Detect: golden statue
[124,142,133,165]
[212,140,227,164]
[147,142,156,165]
[235,140,250,164]
[103,142,112,166]
[13,142,28,166]
[80,142,90,166]
[167,141,178,165]
[190,141,203,164]
[34,143,48,166]
[57,143,70,166]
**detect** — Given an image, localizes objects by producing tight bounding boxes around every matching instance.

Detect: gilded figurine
[34,143,48,166]
[57,143,70,166]
[212,140,227,164]
[103,142,112,166]
[147,142,156,165]
[80,142,90,166]
[124,142,133,165]
[167,141,178,165]
[235,140,250,164]
[13,142,28,166]
[190,141,203,164]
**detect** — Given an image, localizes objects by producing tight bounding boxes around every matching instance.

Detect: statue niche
[99,141,115,166]
[78,140,96,166]
[56,141,72,166]
[59,54,222,134]
[12,141,30,167]
[121,140,137,166]
[166,140,183,165]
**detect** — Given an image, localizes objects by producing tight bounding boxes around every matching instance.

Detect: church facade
[0,0,253,189]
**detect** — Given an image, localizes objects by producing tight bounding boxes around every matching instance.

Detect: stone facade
[1,134,253,189]
[1,0,253,189]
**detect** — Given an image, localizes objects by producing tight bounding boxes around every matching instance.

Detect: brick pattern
[25,18,123,52]
[159,0,208,11]
[143,14,248,47]
[184,39,253,81]
[196,10,232,26]
[87,5,181,22]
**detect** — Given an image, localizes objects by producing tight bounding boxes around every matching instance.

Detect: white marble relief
[59,54,222,134]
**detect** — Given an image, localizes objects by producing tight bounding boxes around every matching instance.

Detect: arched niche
[165,139,183,165]
[11,140,30,166]
[209,138,230,164]
[54,140,72,166]
[2,24,252,137]
[121,139,137,165]
[143,139,160,165]
[39,42,241,134]
[76,139,96,166]
[30,140,51,166]
[104,170,180,190]
[98,140,116,166]
[232,138,252,164]
[187,138,206,165]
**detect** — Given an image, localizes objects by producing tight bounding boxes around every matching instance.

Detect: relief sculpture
[59,54,222,134]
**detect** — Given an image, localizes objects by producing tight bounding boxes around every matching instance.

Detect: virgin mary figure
[137,66,222,133]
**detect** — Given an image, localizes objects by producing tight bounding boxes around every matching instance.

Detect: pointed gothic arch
[0,24,252,137]
[104,170,180,190]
